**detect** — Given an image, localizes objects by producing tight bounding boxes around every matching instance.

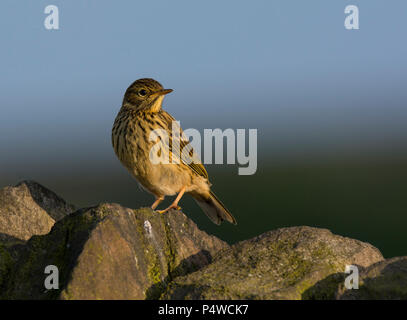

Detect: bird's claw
[156,205,181,214]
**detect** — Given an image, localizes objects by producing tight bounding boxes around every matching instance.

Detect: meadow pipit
[112,78,236,225]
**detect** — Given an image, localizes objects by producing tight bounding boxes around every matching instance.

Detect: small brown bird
[112,78,236,225]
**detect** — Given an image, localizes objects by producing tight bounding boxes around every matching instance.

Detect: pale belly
[123,149,209,198]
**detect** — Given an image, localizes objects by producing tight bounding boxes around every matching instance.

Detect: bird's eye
[138,89,147,97]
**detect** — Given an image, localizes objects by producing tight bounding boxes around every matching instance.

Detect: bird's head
[122,78,173,112]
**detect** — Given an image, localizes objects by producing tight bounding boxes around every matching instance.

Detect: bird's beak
[151,89,173,97]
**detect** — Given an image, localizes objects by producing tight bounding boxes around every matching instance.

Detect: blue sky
[1,0,407,175]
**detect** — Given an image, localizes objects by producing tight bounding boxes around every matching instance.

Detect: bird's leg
[157,186,186,214]
[151,195,164,210]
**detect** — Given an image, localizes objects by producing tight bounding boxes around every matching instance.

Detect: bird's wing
[160,111,209,180]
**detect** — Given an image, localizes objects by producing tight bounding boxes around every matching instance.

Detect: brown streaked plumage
[112,78,236,225]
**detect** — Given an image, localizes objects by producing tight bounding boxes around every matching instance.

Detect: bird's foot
[156,204,181,214]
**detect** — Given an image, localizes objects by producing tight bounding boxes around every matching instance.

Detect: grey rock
[0,180,75,241]
[1,204,228,299]
[2,181,406,300]
[336,256,407,300]
[162,226,384,299]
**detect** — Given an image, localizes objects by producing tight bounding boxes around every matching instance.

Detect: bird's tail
[194,191,237,225]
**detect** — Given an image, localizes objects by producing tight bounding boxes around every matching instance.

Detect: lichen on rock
[1,192,227,299]
[162,226,384,300]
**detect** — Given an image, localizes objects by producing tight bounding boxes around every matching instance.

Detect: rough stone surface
[1,181,406,300]
[1,203,228,300]
[335,256,407,300]
[0,181,76,294]
[162,227,384,300]
[0,181,75,241]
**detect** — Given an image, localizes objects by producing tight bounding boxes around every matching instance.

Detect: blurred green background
[3,153,406,258]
